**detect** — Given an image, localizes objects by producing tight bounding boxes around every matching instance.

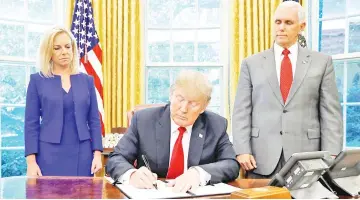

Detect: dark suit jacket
[106,104,240,184]
[24,72,103,156]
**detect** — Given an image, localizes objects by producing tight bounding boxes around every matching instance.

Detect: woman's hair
[37,26,79,78]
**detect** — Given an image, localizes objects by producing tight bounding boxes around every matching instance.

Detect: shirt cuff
[191,166,211,186]
[118,169,137,184]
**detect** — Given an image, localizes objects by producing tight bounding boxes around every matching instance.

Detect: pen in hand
[142,154,158,189]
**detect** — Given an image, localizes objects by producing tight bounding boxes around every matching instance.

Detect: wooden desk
[0,176,269,199]
[1,176,357,199]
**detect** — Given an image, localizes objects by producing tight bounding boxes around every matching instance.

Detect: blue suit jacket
[24,72,103,156]
[106,104,240,184]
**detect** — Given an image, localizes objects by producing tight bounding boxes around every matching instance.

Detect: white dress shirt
[118,118,211,186]
[274,42,299,85]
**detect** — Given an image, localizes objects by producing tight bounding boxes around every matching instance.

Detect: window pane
[334,61,344,103]
[198,29,220,62]
[172,0,196,28]
[346,106,360,147]
[347,60,360,103]
[319,0,345,18]
[199,0,220,27]
[146,67,222,109]
[319,20,345,55]
[31,66,38,74]
[0,63,27,104]
[1,107,25,147]
[147,68,171,103]
[148,30,170,62]
[0,23,25,57]
[0,0,25,20]
[173,30,195,62]
[27,24,50,59]
[347,0,360,16]
[1,149,26,177]
[148,0,171,28]
[28,0,53,21]
[198,43,220,62]
[27,31,42,58]
[173,43,194,62]
[348,17,360,53]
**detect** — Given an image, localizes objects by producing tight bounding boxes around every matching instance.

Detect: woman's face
[51,32,73,68]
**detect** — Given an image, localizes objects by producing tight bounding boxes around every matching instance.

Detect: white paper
[191,183,240,196]
[105,177,240,199]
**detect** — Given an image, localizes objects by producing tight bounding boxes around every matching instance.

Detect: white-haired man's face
[273,6,306,48]
[169,87,208,127]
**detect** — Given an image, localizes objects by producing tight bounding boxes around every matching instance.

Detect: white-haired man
[232,1,343,178]
[107,70,240,192]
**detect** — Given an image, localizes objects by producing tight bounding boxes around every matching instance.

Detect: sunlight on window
[145,0,224,115]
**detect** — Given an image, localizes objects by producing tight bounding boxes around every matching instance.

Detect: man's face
[169,87,208,127]
[273,6,306,48]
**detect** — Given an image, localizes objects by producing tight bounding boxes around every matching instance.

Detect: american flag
[70,0,105,136]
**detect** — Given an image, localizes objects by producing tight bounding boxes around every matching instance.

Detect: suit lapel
[262,48,284,106]
[70,75,79,102]
[187,115,206,168]
[285,46,311,106]
[155,105,171,174]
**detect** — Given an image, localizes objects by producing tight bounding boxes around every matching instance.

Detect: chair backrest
[110,127,127,134]
[127,104,166,127]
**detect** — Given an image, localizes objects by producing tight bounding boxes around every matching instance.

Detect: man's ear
[300,22,306,32]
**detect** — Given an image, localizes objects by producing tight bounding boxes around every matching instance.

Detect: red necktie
[167,127,186,179]
[280,49,293,103]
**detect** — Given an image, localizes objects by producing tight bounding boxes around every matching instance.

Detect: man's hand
[167,168,201,193]
[129,166,158,189]
[236,154,257,171]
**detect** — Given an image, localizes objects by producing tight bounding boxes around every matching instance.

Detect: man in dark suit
[106,70,239,192]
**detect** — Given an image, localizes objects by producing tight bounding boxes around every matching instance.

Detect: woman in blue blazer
[24,27,103,176]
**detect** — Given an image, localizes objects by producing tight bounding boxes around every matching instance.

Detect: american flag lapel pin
[199,133,203,138]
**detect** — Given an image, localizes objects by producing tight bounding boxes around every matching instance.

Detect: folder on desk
[105,177,240,199]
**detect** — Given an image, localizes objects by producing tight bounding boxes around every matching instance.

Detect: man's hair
[276,1,306,23]
[170,70,213,103]
[37,26,79,78]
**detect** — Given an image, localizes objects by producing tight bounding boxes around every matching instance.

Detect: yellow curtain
[230,0,281,114]
[66,0,144,133]
[229,0,307,119]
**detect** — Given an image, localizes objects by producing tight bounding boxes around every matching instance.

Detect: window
[144,0,229,116]
[0,0,65,177]
[308,0,360,148]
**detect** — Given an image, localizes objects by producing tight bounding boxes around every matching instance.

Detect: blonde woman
[24,27,103,176]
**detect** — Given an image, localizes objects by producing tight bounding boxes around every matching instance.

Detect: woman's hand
[91,151,103,174]
[26,155,42,176]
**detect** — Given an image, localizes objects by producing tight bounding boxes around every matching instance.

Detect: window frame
[0,0,66,177]
[143,0,229,117]
[308,0,360,149]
